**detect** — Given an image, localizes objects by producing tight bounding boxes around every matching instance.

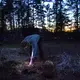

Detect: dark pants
[38,37,44,60]
[0,34,4,43]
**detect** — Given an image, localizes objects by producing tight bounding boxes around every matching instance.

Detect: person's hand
[28,58,34,67]
[24,46,28,49]
[28,63,34,67]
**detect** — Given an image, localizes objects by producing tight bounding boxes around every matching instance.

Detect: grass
[0,44,20,48]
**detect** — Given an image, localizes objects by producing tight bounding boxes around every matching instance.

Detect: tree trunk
[75,0,78,29]
[55,0,58,32]
[59,0,63,31]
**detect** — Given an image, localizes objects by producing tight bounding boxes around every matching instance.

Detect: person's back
[21,34,44,66]
[22,34,40,43]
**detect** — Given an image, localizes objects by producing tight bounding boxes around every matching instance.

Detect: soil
[0,42,80,80]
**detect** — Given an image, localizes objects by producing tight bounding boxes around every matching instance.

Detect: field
[0,41,80,80]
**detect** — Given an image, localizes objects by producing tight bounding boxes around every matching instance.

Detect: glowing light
[46,27,55,32]
[64,26,76,32]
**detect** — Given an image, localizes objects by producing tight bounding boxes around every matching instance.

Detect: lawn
[0,43,20,48]
[0,41,80,80]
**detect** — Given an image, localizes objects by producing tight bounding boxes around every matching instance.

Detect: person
[21,34,44,66]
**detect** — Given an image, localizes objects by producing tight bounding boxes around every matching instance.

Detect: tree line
[0,0,80,33]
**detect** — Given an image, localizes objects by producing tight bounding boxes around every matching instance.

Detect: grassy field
[1,41,80,56]
[0,41,80,80]
[0,43,20,48]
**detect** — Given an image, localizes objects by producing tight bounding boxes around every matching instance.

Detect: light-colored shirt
[22,34,40,57]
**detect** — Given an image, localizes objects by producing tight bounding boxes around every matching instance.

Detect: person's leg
[29,45,32,56]
[0,34,4,45]
[38,37,44,61]
[32,43,38,58]
[28,42,38,65]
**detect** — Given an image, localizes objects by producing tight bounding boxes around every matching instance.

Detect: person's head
[21,41,29,49]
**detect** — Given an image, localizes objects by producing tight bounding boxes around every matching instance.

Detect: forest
[0,0,80,80]
[0,0,80,43]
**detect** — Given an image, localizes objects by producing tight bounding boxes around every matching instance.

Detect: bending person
[21,34,44,66]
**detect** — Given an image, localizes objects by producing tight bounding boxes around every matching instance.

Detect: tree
[66,0,80,29]
[33,0,46,28]
[53,0,70,32]
[74,0,79,29]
